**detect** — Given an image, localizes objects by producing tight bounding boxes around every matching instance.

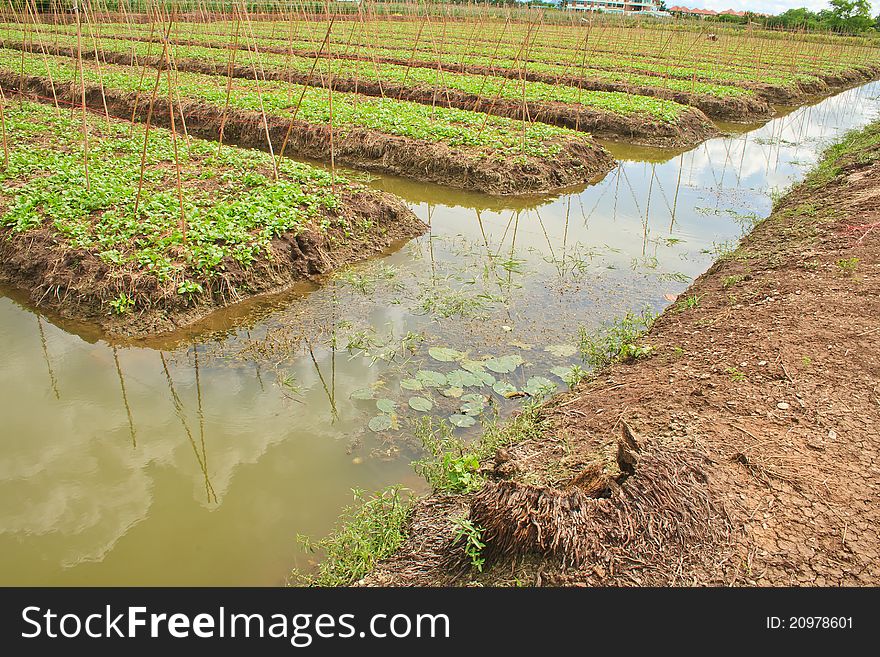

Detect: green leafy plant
[836,257,859,274]
[108,292,135,315]
[291,487,412,587]
[452,517,487,573]
[676,294,703,311]
[578,310,656,370]
[725,366,747,382]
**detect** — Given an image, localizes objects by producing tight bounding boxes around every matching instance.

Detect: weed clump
[291,487,412,587]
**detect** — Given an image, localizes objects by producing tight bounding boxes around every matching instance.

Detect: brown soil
[4,40,718,149]
[0,70,614,196]
[363,125,880,587]
[0,185,425,338]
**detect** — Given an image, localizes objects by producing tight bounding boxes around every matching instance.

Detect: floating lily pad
[446,369,479,388]
[449,414,476,428]
[550,366,573,380]
[545,344,578,358]
[509,340,533,351]
[461,393,488,405]
[460,401,484,417]
[376,398,397,413]
[473,370,496,386]
[524,376,557,397]
[408,396,433,412]
[368,414,393,432]
[484,354,525,374]
[428,346,463,362]
[351,388,375,400]
[416,370,447,388]
[492,381,518,397]
[400,378,424,391]
[440,386,464,399]
[460,359,487,374]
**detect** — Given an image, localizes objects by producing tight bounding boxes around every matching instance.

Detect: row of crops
[0,46,618,195]
[0,24,724,146]
[0,100,421,324]
[1,8,879,333]
[21,15,879,121]
[63,17,879,93]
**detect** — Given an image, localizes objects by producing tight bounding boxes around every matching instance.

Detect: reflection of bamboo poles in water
[304,337,337,422]
[37,315,60,400]
[160,351,217,504]
[473,208,505,289]
[245,330,266,392]
[642,164,654,256]
[506,211,519,294]
[563,196,571,254]
[581,166,613,229]
[670,157,684,233]
[618,165,642,218]
[193,344,209,493]
[113,346,136,448]
[426,203,436,288]
[534,206,558,277]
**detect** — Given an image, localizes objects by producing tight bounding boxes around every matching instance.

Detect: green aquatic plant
[291,486,412,587]
[578,310,657,370]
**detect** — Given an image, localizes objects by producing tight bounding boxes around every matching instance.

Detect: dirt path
[363,122,880,587]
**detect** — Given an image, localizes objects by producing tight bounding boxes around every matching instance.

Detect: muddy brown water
[1,82,878,585]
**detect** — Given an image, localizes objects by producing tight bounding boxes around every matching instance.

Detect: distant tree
[765,3,873,33]
[826,0,873,31]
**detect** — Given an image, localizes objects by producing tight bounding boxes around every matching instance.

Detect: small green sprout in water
[108,292,135,315]
[452,517,487,573]
[836,257,859,274]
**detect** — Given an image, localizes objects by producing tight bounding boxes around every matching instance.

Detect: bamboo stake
[0,84,9,171]
[74,0,90,191]
[133,14,173,221]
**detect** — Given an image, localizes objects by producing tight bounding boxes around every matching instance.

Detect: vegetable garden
[1,0,879,333]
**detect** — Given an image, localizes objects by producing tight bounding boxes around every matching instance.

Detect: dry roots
[468,426,730,572]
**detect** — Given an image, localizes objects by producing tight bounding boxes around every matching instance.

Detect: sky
[674,0,880,15]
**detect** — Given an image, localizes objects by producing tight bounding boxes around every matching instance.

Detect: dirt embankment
[3,40,718,149]
[0,71,615,196]
[364,123,880,587]
[0,187,426,338]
